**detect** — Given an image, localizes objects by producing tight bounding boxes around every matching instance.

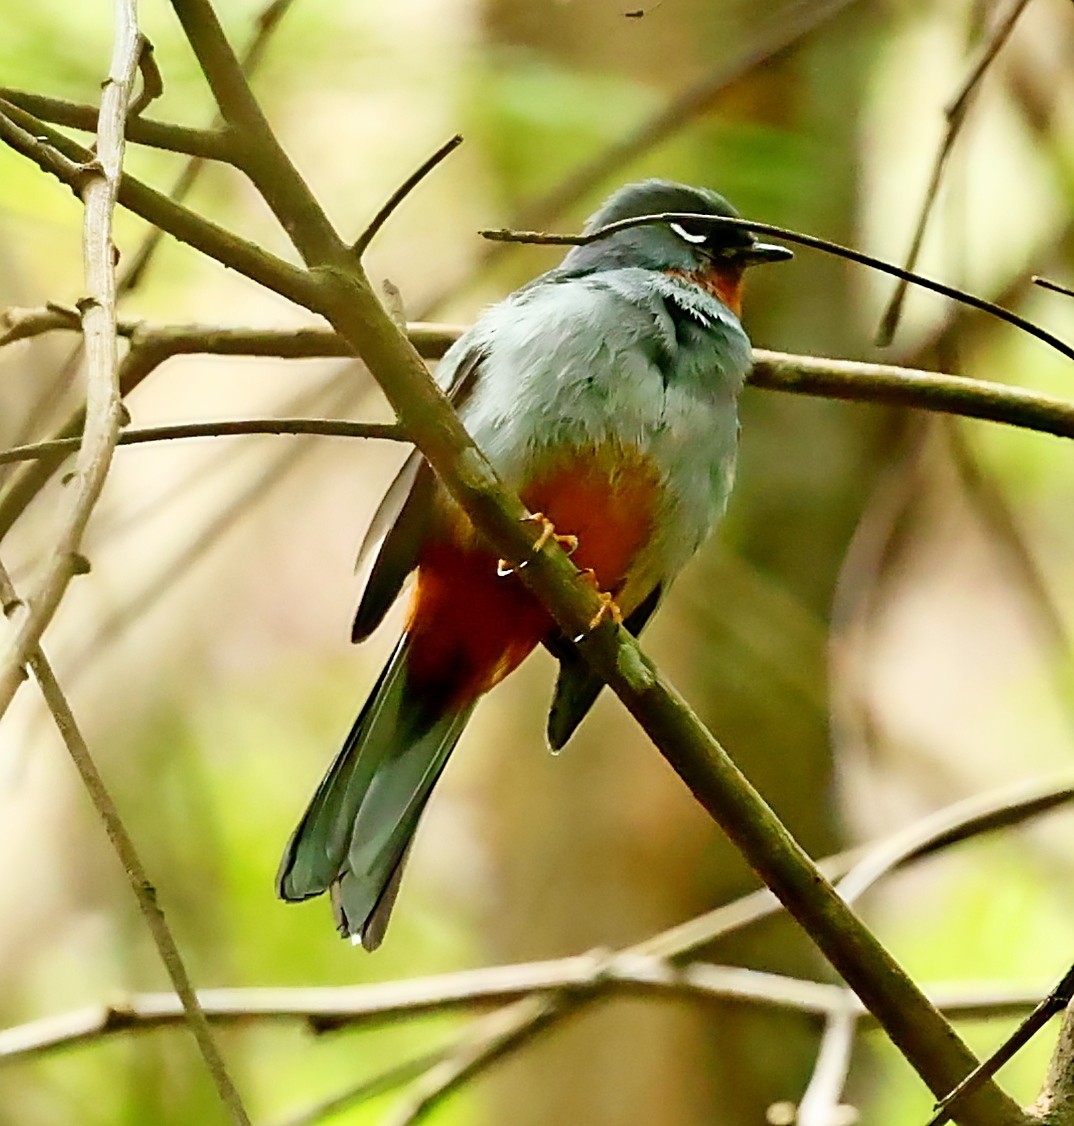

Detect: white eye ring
[670,221,708,245]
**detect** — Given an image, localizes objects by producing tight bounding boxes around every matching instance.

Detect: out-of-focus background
[1,1,1074,1123]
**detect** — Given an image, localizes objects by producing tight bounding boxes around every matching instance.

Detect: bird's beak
[738,241,793,267]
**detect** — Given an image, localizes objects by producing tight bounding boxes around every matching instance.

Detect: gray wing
[544,584,663,751]
[351,346,486,643]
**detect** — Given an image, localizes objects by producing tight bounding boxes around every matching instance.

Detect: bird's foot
[497,512,579,576]
[572,568,623,639]
[587,589,624,631]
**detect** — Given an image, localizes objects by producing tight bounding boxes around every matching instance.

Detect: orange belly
[405,447,661,707]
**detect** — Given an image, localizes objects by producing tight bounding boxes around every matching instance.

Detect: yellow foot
[587,589,624,631]
[497,512,579,577]
[571,568,623,640]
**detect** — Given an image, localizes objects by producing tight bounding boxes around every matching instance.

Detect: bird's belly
[520,445,661,600]
[404,444,664,706]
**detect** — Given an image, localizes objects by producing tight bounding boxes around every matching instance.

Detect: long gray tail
[276,637,473,950]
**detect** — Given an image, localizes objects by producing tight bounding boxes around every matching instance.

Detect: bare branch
[169,0,344,266]
[0,418,403,467]
[353,134,463,254]
[1034,276,1074,300]
[0,87,231,161]
[7,316,1074,446]
[481,213,1074,364]
[0,957,849,1065]
[930,967,1074,1126]
[791,1005,860,1126]
[877,0,1034,344]
[129,35,164,117]
[0,5,135,720]
[0,557,250,1122]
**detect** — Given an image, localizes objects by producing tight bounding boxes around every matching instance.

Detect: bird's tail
[276,636,473,950]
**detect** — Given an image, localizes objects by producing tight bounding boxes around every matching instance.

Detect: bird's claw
[587,590,623,631]
[571,570,623,642]
[497,512,579,577]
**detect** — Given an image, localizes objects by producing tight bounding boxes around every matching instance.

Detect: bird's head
[561,178,792,314]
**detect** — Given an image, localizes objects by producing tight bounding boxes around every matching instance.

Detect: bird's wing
[351,346,486,643]
[544,583,663,751]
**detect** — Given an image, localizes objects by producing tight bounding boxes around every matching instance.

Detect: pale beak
[737,241,793,267]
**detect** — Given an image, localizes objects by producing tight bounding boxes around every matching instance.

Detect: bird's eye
[670,221,709,245]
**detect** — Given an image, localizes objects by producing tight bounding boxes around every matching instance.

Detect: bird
[276,178,792,949]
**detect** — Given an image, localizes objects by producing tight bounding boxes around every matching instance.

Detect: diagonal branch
[168,0,344,266]
[0,561,250,1123]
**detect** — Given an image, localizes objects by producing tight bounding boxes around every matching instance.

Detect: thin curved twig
[352,134,463,254]
[482,213,1074,363]
[877,0,1035,344]
[0,418,403,467]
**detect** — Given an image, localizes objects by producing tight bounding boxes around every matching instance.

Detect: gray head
[560,178,792,277]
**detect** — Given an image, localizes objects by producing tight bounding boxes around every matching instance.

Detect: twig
[0,5,135,721]
[375,771,1074,1123]
[928,966,1074,1126]
[835,772,1074,905]
[795,1005,860,1126]
[352,134,463,254]
[0,87,232,161]
[380,781,1074,1126]
[0,957,850,1065]
[1034,276,1074,300]
[0,972,1061,1070]
[0,559,250,1122]
[750,350,1074,439]
[0,418,403,466]
[877,0,1034,345]
[1,771,1060,1101]
[129,35,164,117]
[481,213,1074,364]
[169,0,344,267]
[8,316,1074,448]
[0,96,319,304]
[267,1047,452,1126]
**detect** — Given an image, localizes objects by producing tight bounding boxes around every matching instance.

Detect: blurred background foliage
[1,0,1073,1123]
